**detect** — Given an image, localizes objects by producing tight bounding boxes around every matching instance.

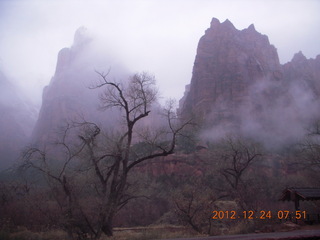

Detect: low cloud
[202,74,320,150]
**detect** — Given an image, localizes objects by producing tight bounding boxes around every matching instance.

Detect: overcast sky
[0,0,319,105]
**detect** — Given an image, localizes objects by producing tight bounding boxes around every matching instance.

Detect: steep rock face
[0,71,37,169]
[32,28,129,144]
[179,18,320,147]
[283,52,320,97]
[179,18,282,125]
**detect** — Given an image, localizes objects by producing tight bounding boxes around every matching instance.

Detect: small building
[280,188,320,224]
[280,188,320,210]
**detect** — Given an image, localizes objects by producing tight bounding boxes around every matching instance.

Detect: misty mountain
[178,18,320,149]
[31,27,131,145]
[32,19,320,151]
[0,70,37,169]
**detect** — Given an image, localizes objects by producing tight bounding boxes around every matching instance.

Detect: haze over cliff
[179,18,320,148]
[2,17,319,170]
[0,70,37,169]
[31,27,130,144]
[32,18,320,151]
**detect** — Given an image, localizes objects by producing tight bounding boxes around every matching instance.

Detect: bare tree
[22,122,90,239]
[219,136,262,191]
[299,139,320,169]
[173,182,216,235]
[86,72,192,238]
[298,120,320,170]
[292,121,320,187]
[22,72,192,239]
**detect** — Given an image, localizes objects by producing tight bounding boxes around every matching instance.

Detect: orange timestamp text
[212,210,307,220]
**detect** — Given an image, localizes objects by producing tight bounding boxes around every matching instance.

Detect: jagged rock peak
[73,26,92,49]
[222,19,235,29]
[210,17,220,28]
[207,18,263,38]
[209,18,236,31]
[291,51,307,62]
[53,27,92,77]
[247,23,256,31]
[179,17,282,121]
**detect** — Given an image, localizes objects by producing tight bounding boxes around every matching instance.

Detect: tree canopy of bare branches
[22,71,192,240]
[218,136,263,191]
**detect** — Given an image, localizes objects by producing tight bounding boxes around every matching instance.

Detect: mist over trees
[19,71,193,239]
[0,20,320,240]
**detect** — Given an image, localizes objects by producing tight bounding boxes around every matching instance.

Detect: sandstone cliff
[283,51,320,97]
[179,18,282,122]
[32,28,129,144]
[179,18,320,147]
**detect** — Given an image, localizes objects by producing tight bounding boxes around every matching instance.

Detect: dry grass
[108,225,204,240]
[1,229,68,240]
[3,223,319,240]
[227,220,256,235]
[1,225,204,240]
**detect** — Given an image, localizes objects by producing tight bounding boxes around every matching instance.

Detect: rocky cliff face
[179,18,282,122]
[179,18,320,147]
[283,51,320,96]
[32,28,129,144]
[0,71,37,169]
[32,20,320,150]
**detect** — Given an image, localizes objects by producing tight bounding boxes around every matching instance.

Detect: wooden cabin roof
[280,188,320,201]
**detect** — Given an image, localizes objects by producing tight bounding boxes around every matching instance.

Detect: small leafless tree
[22,72,192,239]
[208,136,264,211]
[299,120,320,170]
[293,120,320,186]
[22,122,90,239]
[299,139,320,169]
[219,136,262,191]
[173,182,216,235]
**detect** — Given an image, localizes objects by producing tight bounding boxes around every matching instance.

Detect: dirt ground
[300,224,320,230]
